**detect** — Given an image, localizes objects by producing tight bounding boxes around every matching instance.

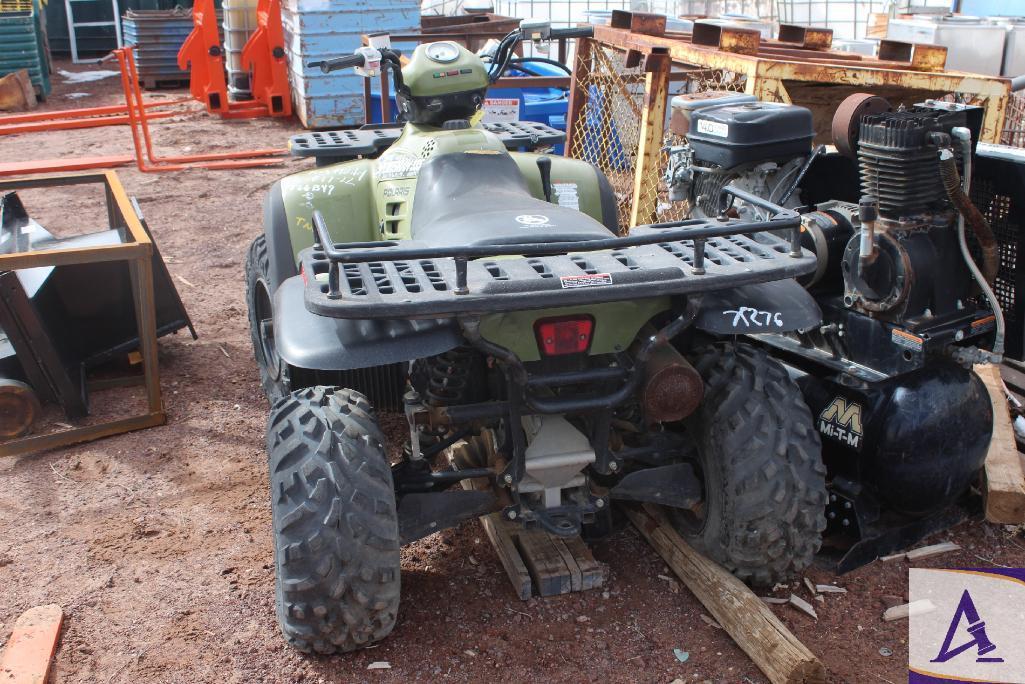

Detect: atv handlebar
[548,26,594,39]
[309,48,403,74]
[308,54,365,74]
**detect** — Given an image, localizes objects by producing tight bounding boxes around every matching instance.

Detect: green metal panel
[0,2,50,97]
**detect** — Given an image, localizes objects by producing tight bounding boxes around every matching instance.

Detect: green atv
[247,23,828,654]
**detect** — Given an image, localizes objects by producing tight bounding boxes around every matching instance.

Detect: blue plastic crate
[282,0,419,128]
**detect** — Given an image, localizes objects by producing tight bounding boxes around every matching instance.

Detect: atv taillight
[534,316,594,356]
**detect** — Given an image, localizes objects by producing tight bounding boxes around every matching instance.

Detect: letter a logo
[931,590,1004,664]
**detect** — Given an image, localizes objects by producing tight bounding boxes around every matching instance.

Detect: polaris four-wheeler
[247,23,830,654]
[665,91,1005,571]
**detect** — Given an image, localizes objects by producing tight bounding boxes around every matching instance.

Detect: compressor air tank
[798,360,992,517]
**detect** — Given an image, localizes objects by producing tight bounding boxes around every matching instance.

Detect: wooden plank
[480,512,533,601]
[563,536,605,590]
[626,504,826,684]
[551,538,583,591]
[0,605,64,684]
[975,364,1025,524]
[515,528,573,597]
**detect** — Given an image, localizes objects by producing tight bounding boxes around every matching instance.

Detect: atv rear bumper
[301,187,817,319]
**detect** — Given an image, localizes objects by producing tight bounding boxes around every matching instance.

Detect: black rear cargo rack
[301,186,816,319]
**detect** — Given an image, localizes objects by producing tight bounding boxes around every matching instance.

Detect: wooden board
[461,475,605,599]
[627,504,826,684]
[0,604,63,684]
[975,364,1025,524]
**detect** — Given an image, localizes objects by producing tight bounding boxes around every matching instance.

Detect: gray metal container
[995,18,1025,78]
[122,9,203,87]
[886,15,1006,76]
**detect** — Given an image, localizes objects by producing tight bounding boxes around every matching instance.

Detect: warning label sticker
[891,328,924,352]
[560,273,612,289]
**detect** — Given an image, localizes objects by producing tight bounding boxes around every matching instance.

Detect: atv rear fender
[272,276,461,371]
[693,278,822,335]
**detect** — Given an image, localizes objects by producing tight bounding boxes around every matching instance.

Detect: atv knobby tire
[267,386,401,654]
[674,342,827,586]
[246,235,290,402]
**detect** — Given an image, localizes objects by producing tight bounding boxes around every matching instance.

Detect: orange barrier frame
[242,0,292,117]
[177,0,291,119]
[116,48,286,171]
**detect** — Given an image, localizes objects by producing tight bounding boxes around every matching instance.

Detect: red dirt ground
[1,61,1024,683]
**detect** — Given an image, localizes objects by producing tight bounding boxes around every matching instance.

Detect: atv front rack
[290,121,566,166]
[301,186,816,319]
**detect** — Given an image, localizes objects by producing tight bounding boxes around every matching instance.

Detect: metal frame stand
[0,171,166,457]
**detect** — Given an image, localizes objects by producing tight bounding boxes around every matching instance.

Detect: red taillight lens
[534,316,594,356]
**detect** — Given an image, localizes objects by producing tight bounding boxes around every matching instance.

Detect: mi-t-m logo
[818,397,863,449]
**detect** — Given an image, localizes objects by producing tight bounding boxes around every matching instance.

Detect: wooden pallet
[473,506,605,600]
[453,433,605,599]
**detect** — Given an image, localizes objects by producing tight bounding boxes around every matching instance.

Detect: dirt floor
[2,62,1025,684]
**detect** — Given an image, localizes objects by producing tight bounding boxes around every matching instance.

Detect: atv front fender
[273,276,461,371]
[694,278,821,334]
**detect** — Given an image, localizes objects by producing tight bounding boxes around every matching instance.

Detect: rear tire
[672,342,827,586]
[267,386,401,653]
[247,234,291,403]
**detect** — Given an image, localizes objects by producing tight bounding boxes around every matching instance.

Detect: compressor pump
[665,92,1001,569]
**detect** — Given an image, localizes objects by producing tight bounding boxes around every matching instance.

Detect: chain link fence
[567,42,755,230]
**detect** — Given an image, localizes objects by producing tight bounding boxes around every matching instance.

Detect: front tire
[673,342,827,586]
[267,386,401,653]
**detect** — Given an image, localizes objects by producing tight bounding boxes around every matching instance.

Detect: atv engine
[668,93,1002,571]
[665,92,814,219]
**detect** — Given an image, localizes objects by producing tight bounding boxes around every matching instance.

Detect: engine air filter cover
[688,102,814,168]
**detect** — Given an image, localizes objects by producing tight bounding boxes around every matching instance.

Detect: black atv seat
[410,152,615,249]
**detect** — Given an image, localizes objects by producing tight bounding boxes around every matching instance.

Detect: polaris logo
[515,214,550,226]
[818,397,863,449]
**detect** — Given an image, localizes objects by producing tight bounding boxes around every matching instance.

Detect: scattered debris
[788,594,818,619]
[760,596,789,605]
[575,615,589,623]
[905,542,961,561]
[64,92,92,99]
[883,599,936,622]
[803,577,818,595]
[673,648,690,663]
[699,614,721,630]
[879,647,893,657]
[882,542,960,563]
[463,649,477,657]
[58,69,121,83]
[468,555,479,566]
[816,584,847,594]
[218,345,231,359]
[367,661,391,670]
[176,274,196,288]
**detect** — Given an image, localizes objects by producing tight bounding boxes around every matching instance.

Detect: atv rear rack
[301,186,816,319]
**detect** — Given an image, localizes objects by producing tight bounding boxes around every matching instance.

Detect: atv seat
[410,152,615,249]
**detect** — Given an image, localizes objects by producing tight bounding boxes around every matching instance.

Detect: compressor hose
[937,149,999,286]
[940,130,1004,357]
